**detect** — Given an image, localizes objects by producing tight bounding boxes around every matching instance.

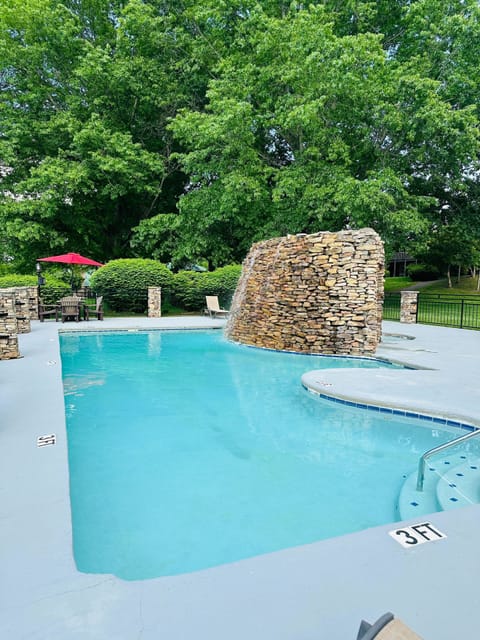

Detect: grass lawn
[384,276,413,291]
[420,276,480,296]
[384,275,480,296]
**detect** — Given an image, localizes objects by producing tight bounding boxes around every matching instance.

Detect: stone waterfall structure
[225,229,384,356]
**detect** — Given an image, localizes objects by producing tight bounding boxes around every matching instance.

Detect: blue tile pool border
[302,384,478,432]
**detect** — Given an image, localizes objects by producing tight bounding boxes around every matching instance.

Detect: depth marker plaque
[389,522,446,548]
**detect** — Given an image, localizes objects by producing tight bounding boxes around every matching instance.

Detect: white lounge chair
[205,296,229,318]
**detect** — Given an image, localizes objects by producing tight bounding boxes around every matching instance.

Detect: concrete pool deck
[1,317,479,639]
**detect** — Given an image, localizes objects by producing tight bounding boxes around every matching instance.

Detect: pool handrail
[416,428,480,491]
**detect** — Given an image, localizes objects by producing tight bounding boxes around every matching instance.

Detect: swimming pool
[60,330,462,580]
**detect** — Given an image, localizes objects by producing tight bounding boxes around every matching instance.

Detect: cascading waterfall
[225,229,384,356]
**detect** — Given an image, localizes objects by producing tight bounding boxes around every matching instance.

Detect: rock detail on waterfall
[225,229,384,356]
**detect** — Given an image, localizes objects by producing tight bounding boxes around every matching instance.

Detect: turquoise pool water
[60,330,459,580]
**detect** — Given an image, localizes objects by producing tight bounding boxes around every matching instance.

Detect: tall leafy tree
[0,0,207,268]
[169,4,478,264]
[2,0,480,270]
[391,0,480,266]
[318,0,480,263]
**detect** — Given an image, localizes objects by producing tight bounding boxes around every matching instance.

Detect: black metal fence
[383,292,401,321]
[417,294,480,329]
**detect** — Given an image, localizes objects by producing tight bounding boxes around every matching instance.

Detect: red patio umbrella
[37,252,103,267]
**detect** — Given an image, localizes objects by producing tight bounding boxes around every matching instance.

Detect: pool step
[398,453,480,520]
[436,459,480,510]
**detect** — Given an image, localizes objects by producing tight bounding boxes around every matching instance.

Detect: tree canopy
[1,0,480,272]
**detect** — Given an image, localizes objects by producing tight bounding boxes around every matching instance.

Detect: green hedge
[171,265,242,311]
[0,274,70,304]
[0,264,248,315]
[90,259,175,313]
[88,261,242,313]
[0,274,38,288]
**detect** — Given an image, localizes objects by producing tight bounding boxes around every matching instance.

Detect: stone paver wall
[225,229,384,356]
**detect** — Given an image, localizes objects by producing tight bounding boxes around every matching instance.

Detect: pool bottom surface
[61,330,459,580]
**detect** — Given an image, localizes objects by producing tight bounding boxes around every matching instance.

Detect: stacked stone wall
[14,286,39,332]
[0,286,39,332]
[225,229,384,356]
[23,286,40,320]
[11,286,39,320]
[0,291,21,359]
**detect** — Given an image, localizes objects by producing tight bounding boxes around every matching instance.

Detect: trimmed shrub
[406,263,440,281]
[41,282,72,304]
[0,274,70,304]
[90,259,174,313]
[171,265,242,311]
[0,274,38,288]
[170,270,201,310]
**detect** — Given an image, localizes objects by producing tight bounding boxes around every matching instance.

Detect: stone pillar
[148,287,162,318]
[12,288,29,333]
[0,290,21,359]
[25,286,40,320]
[15,310,31,333]
[400,290,418,323]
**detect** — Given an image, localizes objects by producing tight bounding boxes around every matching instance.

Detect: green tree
[2,0,480,271]
[392,0,480,265]
[0,0,207,269]
[169,4,478,262]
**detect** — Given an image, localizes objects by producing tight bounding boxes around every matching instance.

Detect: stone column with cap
[148,287,162,318]
[400,290,418,323]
